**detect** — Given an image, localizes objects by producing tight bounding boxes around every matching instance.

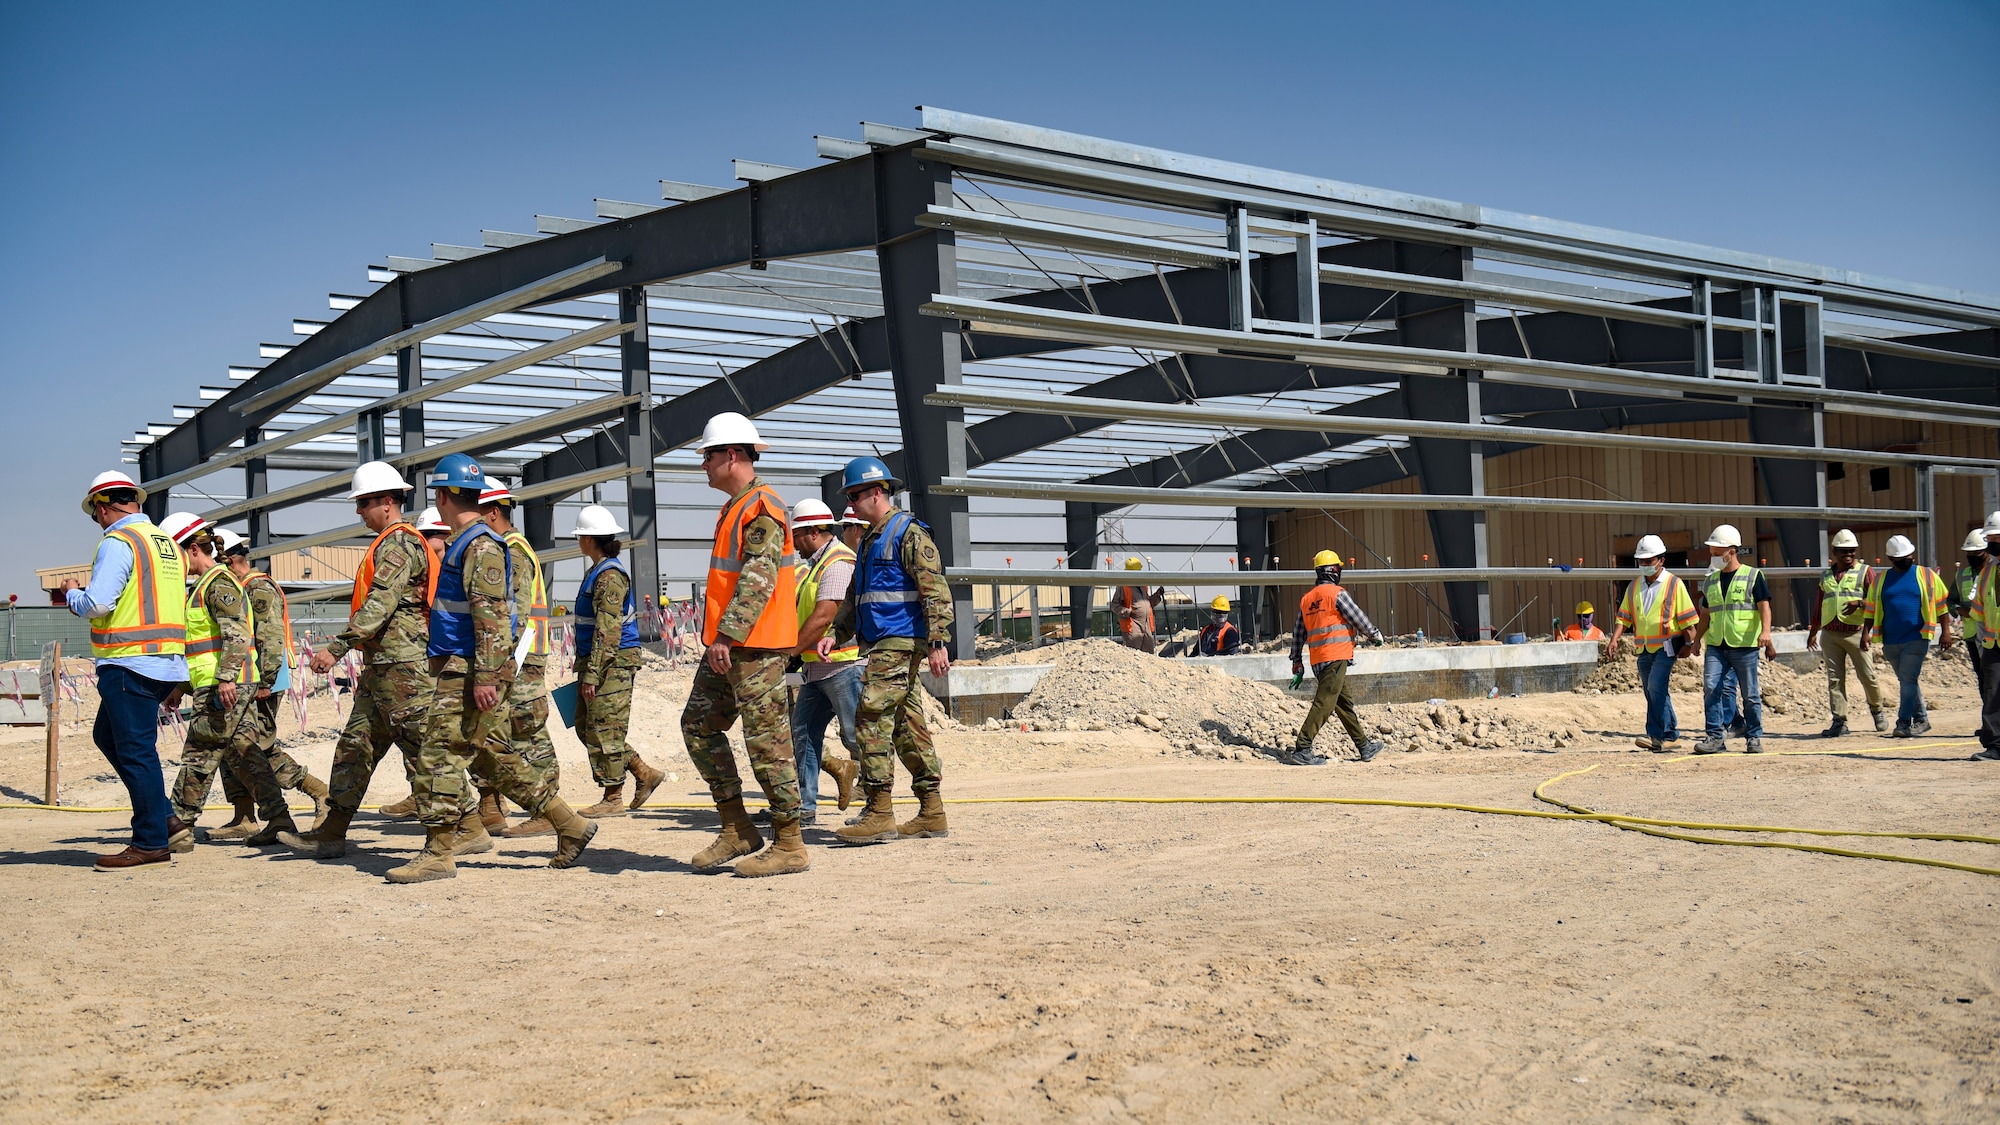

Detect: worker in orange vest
[1111,556,1164,653]
[1285,550,1385,765]
[1562,601,1606,641]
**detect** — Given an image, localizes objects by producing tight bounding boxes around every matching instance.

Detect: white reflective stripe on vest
[435,598,471,614]
[859,590,919,604]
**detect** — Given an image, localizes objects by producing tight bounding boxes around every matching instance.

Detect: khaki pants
[1295,659,1367,753]
[1822,628,1882,720]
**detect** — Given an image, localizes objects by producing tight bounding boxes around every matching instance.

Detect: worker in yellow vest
[787,498,863,823]
[65,471,189,870]
[1285,550,1385,765]
[1969,512,2000,761]
[1950,528,1988,687]
[1606,534,1701,752]
[1694,524,1775,755]
[1863,534,1954,738]
[1806,528,1886,737]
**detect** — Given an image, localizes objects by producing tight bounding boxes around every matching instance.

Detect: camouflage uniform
[321,528,441,814]
[220,570,313,805]
[833,509,952,796]
[681,479,801,818]
[502,534,559,794]
[416,527,556,826]
[578,564,642,787]
[171,572,286,822]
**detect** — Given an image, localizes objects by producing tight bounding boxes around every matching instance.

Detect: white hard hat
[1632,534,1667,560]
[478,476,513,505]
[81,470,146,515]
[1965,529,1990,552]
[214,528,248,554]
[1985,511,2000,537]
[791,498,835,528]
[348,460,412,500]
[1705,524,1743,549]
[695,411,768,452]
[841,506,868,527]
[415,507,450,533]
[160,511,210,546]
[1885,534,1916,558]
[1829,528,1859,549]
[571,504,625,537]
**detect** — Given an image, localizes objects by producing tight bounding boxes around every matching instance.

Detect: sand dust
[1,652,1996,1122]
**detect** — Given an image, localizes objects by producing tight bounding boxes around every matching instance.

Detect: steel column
[397,344,424,456]
[1236,507,1271,643]
[621,285,660,641]
[1748,405,1823,625]
[1917,462,1936,566]
[245,427,269,549]
[1065,502,1097,639]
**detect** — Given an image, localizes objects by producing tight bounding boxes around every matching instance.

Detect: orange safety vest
[352,522,441,616]
[1116,586,1154,636]
[1298,582,1355,665]
[1563,623,1605,640]
[702,483,799,649]
[89,520,189,658]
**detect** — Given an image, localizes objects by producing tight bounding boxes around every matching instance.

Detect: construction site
[5,108,1999,1122]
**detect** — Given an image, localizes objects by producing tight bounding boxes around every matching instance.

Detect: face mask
[1641,560,1662,578]
[1211,612,1228,625]
[1707,555,1725,572]
[1989,543,2000,558]
[1892,556,1914,571]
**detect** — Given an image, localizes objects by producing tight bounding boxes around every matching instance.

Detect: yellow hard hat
[1210,595,1230,612]
[1575,600,1594,615]
[1124,556,1143,570]
[1312,549,1342,568]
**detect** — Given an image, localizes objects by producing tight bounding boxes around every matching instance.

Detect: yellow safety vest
[1863,564,1950,642]
[1817,565,1871,628]
[795,541,859,664]
[1976,562,2000,650]
[186,567,257,690]
[1703,566,1766,648]
[1616,572,1697,652]
[503,530,550,658]
[88,519,188,659]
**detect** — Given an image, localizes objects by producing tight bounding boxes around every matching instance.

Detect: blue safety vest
[856,511,924,643]
[429,524,512,658]
[575,557,639,657]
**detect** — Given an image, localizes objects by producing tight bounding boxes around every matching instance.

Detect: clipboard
[551,681,580,729]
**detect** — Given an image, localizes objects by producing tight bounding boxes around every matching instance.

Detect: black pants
[1979,648,2000,750]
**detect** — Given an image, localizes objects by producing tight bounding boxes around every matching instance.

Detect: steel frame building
[129,109,2000,653]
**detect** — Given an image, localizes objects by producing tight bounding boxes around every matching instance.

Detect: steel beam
[397,343,424,456]
[244,428,269,548]
[948,566,1825,585]
[1748,405,1827,624]
[622,286,660,640]
[1065,502,1097,639]
[1236,507,1270,642]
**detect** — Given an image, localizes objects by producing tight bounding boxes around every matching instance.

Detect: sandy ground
[1,663,1997,1123]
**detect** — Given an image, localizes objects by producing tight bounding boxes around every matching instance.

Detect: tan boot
[824,757,859,812]
[278,807,354,859]
[626,754,666,810]
[477,787,507,832]
[244,809,298,847]
[543,800,598,869]
[834,788,899,845]
[734,816,810,878]
[452,806,495,856]
[578,784,627,819]
[897,790,949,839]
[690,796,763,869]
[384,824,458,883]
[209,795,260,841]
[377,793,418,819]
[298,774,332,831]
[504,816,555,838]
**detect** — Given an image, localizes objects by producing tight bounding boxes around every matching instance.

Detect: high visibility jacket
[1973,562,2000,650]
[1703,566,1766,647]
[1297,582,1355,664]
[88,519,187,659]
[502,530,550,658]
[1818,565,1872,628]
[186,567,256,690]
[1863,564,1950,641]
[1562,623,1605,641]
[353,522,439,616]
[702,482,797,648]
[575,558,639,658]
[1196,621,1241,656]
[796,541,859,664]
[1115,585,1154,636]
[856,511,923,644]
[430,524,511,659]
[1954,564,1981,615]
[1616,573,1697,653]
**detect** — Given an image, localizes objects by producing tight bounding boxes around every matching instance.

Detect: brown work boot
[452,806,495,856]
[377,793,417,819]
[897,790,949,839]
[278,807,355,858]
[477,787,507,832]
[690,796,763,869]
[299,774,332,831]
[626,754,666,810]
[208,795,260,841]
[834,788,899,845]
[734,816,810,878]
[824,756,859,812]
[244,809,298,847]
[544,800,598,869]
[579,784,627,819]
[504,816,554,838]
[384,824,457,883]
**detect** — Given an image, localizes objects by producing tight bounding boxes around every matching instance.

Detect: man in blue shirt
[1866,535,1953,737]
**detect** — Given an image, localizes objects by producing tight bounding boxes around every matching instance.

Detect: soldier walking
[570,503,665,818]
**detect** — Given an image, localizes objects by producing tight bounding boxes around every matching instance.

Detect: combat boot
[384,824,457,883]
[209,795,260,841]
[834,788,899,845]
[543,800,598,869]
[244,808,298,847]
[477,787,507,832]
[896,790,949,839]
[626,754,666,810]
[504,816,555,838]
[278,807,354,859]
[690,796,763,869]
[299,774,332,831]
[579,784,627,819]
[452,806,495,856]
[377,793,417,818]
[167,816,195,854]
[824,756,859,811]
[734,816,810,877]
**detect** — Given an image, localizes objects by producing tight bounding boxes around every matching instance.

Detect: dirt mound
[1358,700,1587,755]
[1011,638,1305,752]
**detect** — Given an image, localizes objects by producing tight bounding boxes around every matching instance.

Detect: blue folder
[551,681,580,729]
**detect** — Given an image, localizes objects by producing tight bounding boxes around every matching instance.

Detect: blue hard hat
[841,456,899,494]
[429,452,486,491]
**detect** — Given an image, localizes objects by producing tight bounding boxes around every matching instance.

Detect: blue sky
[1,0,1994,599]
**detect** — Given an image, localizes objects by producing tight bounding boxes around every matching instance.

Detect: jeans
[1714,663,1739,728]
[1880,639,1930,729]
[1637,649,1679,743]
[1704,646,1763,740]
[791,663,861,809]
[92,664,177,850]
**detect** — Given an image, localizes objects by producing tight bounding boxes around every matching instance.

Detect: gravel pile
[1571,649,1828,721]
